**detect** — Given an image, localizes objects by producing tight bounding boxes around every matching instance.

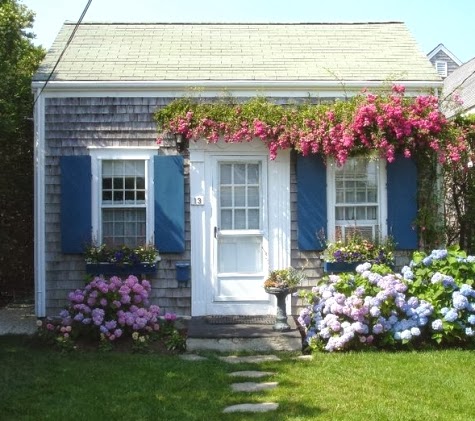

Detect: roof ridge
[63,21,405,26]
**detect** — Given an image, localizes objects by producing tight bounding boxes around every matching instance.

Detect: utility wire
[441,66,475,103]
[33,0,93,104]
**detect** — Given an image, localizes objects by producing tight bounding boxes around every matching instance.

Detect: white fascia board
[31,79,443,97]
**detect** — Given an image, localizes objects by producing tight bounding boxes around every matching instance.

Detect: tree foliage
[0,0,44,298]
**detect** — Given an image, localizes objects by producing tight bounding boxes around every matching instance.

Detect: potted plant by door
[264,267,306,331]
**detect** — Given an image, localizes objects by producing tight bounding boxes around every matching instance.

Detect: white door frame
[189,140,291,316]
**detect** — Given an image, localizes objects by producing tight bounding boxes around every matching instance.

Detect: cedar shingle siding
[44,97,193,315]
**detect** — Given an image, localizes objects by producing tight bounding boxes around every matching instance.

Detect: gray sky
[22,0,475,63]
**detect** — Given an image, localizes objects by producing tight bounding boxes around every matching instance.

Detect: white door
[210,157,270,314]
[189,141,291,316]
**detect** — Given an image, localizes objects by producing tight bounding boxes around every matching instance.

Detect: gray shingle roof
[442,56,475,117]
[33,22,441,83]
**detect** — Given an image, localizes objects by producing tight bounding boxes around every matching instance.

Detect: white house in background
[442,56,475,118]
[32,22,442,319]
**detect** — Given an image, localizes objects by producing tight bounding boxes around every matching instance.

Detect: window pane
[102,161,113,176]
[356,207,366,219]
[113,191,123,202]
[136,177,145,189]
[368,189,377,202]
[335,207,345,220]
[102,178,112,189]
[367,206,377,220]
[125,177,134,189]
[356,190,366,203]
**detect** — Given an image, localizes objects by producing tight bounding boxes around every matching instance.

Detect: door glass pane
[220,187,232,207]
[234,209,246,229]
[221,210,232,230]
[247,164,259,184]
[234,164,246,184]
[234,186,245,206]
[248,209,259,229]
[248,186,259,206]
[218,162,261,231]
[220,164,232,184]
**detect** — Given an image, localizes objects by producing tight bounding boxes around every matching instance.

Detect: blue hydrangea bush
[37,275,183,352]
[298,246,475,352]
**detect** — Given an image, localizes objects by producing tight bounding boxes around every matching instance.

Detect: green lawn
[1,335,474,420]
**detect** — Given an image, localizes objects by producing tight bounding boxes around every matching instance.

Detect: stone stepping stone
[179,354,208,361]
[219,355,281,364]
[228,370,275,378]
[295,355,313,361]
[231,381,278,392]
[223,402,279,413]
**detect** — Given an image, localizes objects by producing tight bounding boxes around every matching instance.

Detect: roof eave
[32,79,443,93]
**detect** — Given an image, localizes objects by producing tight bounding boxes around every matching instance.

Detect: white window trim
[326,158,388,242]
[89,148,157,246]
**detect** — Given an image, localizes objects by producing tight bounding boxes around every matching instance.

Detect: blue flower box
[323,261,361,274]
[85,263,157,276]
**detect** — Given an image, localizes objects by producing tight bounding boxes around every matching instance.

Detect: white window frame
[326,157,388,243]
[89,147,157,246]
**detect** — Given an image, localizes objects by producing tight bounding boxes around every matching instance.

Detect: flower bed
[298,246,475,352]
[37,275,185,352]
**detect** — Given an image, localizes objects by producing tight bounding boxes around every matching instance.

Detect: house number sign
[192,195,204,206]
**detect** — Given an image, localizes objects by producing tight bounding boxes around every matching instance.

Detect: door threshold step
[186,316,303,352]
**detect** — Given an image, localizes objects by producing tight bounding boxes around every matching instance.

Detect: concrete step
[186,316,303,352]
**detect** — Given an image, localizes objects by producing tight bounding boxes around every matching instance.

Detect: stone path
[180,354,285,413]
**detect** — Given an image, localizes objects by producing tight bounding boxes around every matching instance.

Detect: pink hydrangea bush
[37,275,177,350]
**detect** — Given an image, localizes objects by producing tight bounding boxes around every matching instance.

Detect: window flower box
[84,243,160,276]
[85,262,157,276]
[323,261,362,274]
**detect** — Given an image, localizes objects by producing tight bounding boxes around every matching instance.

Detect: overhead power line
[33,0,93,104]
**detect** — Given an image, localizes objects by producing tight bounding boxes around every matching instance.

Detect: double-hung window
[90,149,156,248]
[327,157,387,242]
[101,160,146,247]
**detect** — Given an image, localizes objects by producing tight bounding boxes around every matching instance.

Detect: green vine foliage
[444,115,475,254]
[155,88,475,252]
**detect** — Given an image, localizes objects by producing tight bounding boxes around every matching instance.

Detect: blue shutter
[154,155,185,253]
[60,155,92,253]
[297,154,327,250]
[387,156,418,249]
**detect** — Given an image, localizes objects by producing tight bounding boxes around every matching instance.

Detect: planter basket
[86,263,157,277]
[323,261,361,274]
